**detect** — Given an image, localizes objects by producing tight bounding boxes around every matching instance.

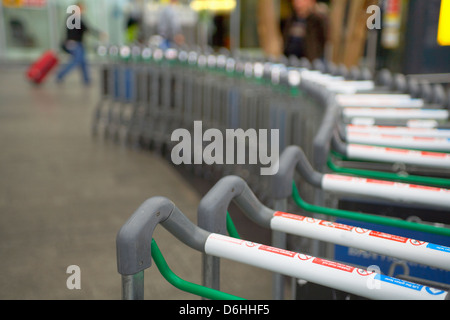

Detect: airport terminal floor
[0,64,272,300]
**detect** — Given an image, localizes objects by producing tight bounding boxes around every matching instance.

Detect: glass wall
[0,0,130,62]
[0,0,264,63]
[1,1,52,61]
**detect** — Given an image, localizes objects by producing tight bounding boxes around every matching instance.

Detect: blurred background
[0,0,449,300]
[1,0,449,76]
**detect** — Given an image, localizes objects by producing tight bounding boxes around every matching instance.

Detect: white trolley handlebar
[116,194,449,300]
[205,233,448,300]
[332,131,450,169]
[321,173,450,209]
[277,145,450,210]
[270,212,450,271]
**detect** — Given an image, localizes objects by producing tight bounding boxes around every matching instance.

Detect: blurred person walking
[283,0,328,62]
[157,0,185,49]
[56,2,104,86]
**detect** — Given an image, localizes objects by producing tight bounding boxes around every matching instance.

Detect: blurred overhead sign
[381,0,402,49]
[190,0,236,13]
[438,0,450,45]
[2,0,46,7]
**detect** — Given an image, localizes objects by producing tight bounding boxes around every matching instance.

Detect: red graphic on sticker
[259,245,297,258]
[210,234,245,245]
[409,239,426,246]
[319,220,354,231]
[274,212,306,221]
[413,136,436,141]
[366,179,395,186]
[354,227,370,234]
[325,174,354,182]
[312,258,355,273]
[298,254,313,261]
[381,134,402,140]
[420,151,447,159]
[356,269,374,276]
[245,241,257,247]
[369,231,408,243]
[385,148,409,154]
[408,184,442,192]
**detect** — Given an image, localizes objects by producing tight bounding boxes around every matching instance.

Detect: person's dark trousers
[57,42,90,85]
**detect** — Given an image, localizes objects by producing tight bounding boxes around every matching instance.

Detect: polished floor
[0,62,272,300]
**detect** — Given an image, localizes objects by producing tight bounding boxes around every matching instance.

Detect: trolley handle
[331,130,348,156]
[299,77,341,171]
[200,177,450,271]
[273,144,450,209]
[271,145,324,201]
[116,196,209,276]
[198,175,274,233]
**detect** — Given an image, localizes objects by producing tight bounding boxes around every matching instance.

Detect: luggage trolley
[305,75,450,185]
[298,66,450,201]
[198,175,450,299]
[339,80,450,127]
[138,47,165,152]
[103,45,137,142]
[272,145,450,294]
[336,91,450,153]
[125,46,154,147]
[116,194,449,300]
[299,68,450,285]
[115,45,146,146]
[92,45,119,139]
[329,133,450,188]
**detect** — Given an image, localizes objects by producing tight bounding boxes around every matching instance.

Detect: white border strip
[204,233,447,300]
[346,144,450,169]
[270,212,450,271]
[321,174,450,209]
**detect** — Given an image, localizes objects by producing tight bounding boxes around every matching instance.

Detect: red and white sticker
[366,179,395,186]
[356,269,375,276]
[259,245,297,257]
[312,258,355,273]
[350,144,449,159]
[273,212,306,221]
[318,220,354,232]
[209,234,245,245]
[298,254,313,261]
[369,230,408,243]
[409,239,426,246]
[420,151,449,159]
[408,184,441,192]
[354,227,370,234]
[324,174,448,193]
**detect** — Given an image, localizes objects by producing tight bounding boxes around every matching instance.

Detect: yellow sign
[2,0,23,7]
[190,0,236,13]
[2,0,46,7]
[438,0,450,46]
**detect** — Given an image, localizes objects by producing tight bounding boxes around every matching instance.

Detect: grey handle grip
[271,145,324,200]
[331,130,348,156]
[198,175,275,233]
[116,196,210,276]
[299,78,339,170]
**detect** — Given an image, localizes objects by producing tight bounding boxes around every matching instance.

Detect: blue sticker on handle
[375,274,423,291]
[427,243,450,253]
[425,287,446,295]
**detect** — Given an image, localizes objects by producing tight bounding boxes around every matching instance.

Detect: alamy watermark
[171,121,280,176]
[66,5,81,30]
[367,5,382,30]
[366,265,382,290]
[66,265,81,290]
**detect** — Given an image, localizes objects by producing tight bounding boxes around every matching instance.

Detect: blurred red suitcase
[26,50,59,84]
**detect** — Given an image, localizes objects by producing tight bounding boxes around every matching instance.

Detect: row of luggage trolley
[90,44,450,300]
